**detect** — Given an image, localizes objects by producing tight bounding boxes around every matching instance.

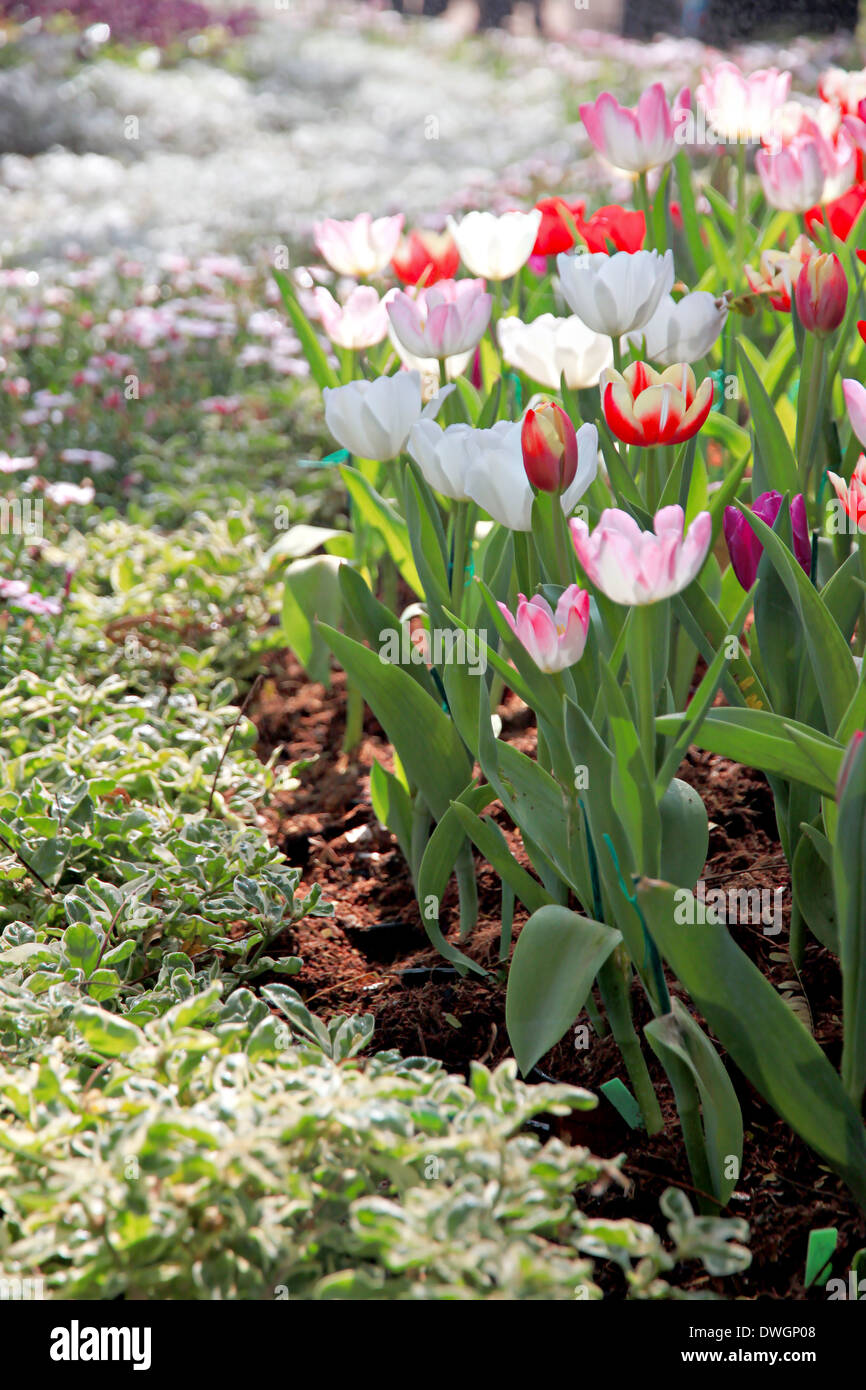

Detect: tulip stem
[797,336,827,519]
[553,500,575,590]
[628,603,658,783]
[636,173,653,251]
[342,682,364,756]
[734,142,748,268]
[450,501,470,616]
[599,950,664,1135]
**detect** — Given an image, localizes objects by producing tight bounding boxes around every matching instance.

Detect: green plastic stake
[601,1078,644,1130]
[805,1227,838,1288]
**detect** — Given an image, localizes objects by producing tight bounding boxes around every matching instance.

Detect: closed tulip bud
[723,491,811,591]
[521,401,578,493]
[795,252,848,336]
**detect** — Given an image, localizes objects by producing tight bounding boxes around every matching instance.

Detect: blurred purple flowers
[1,1,258,47]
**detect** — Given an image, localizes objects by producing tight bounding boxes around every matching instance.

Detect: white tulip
[446,209,542,281]
[497,313,613,390]
[408,418,598,532]
[556,249,675,337]
[623,291,728,366]
[323,371,452,461]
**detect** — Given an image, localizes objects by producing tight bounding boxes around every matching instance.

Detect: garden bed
[252,652,865,1299]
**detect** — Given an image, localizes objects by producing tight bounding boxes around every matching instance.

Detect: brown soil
[250,652,866,1300]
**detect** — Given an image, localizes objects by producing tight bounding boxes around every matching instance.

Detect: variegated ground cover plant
[0,497,753,1297]
[277,57,866,1214]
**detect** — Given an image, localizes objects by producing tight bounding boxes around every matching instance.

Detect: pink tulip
[697,62,790,143]
[843,378,866,448]
[580,82,690,173]
[313,213,404,278]
[313,285,390,349]
[570,505,712,606]
[757,126,857,212]
[387,278,492,360]
[819,67,866,118]
[498,585,590,673]
[794,252,848,336]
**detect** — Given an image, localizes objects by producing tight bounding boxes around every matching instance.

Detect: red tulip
[521,401,578,493]
[391,229,459,286]
[577,204,646,254]
[601,362,713,447]
[805,182,866,241]
[532,198,586,257]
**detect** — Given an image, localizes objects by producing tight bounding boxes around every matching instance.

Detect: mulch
[248,650,865,1299]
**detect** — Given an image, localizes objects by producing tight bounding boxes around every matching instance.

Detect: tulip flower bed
[268,56,866,1295]
[10,16,866,1303]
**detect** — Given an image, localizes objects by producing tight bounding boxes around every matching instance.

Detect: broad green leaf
[62,922,101,978]
[834,736,866,1108]
[450,801,550,915]
[655,707,842,795]
[639,880,866,1209]
[659,779,709,888]
[273,269,338,391]
[318,624,471,821]
[738,503,858,733]
[340,465,421,594]
[645,999,743,1205]
[506,906,621,1074]
[369,759,413,865]
[415,783,495,975]
[736,343,798,496]
[281,555,343,686]
[71,1004,143,1058]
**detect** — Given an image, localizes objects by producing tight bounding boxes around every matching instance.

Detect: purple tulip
[724,491,811,591]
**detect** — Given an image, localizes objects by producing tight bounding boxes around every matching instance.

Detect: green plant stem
[789,899,805,972]
[645,444,658,511]
[599,951,664,1134]
[450,501,469,616]
[734,142,747,268]
[636,172,653,250]
[341,681,364,755]
[410,794,431,886]
[455,841,479,940]
[797,335,827,520]
[662,1051,718,1213]
[552,497,575,589]
[628,603,657,780]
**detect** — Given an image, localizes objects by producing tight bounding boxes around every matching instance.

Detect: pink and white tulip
[498,586,590,673]
[580,82,690,173]
[819,67,866,118]
[756,125,857,212]
[387,278,492,359]
[697,62,790,144]
[844,378,866,449]
[313,213,404,278]
[570,505,712,606]
[313,285,390,349]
